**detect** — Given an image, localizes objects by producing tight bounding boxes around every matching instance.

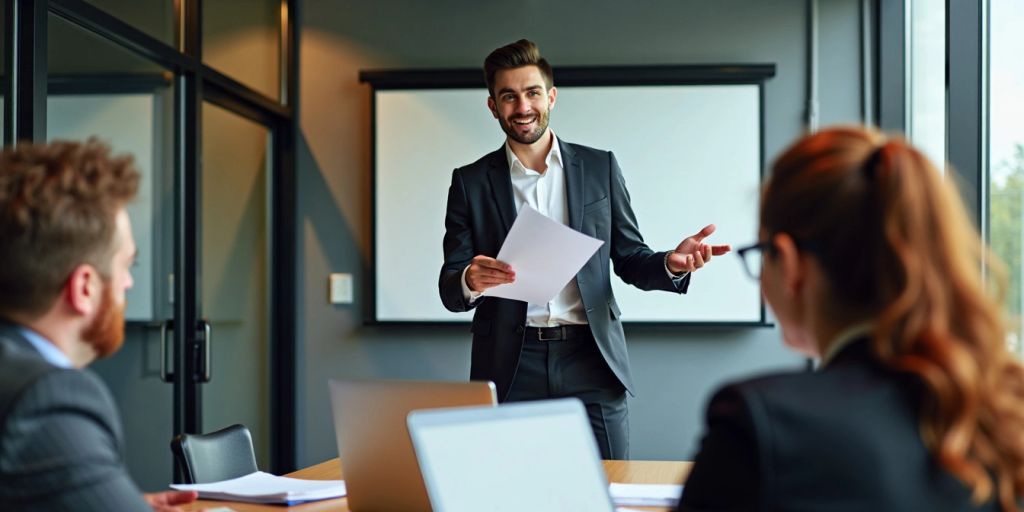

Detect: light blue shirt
[19,327,73,369]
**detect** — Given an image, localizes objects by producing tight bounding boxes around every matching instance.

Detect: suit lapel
[560,139,584,232]
[486,145,517,234]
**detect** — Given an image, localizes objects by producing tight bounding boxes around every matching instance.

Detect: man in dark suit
[439,40,730,459]
[0,141,197,511]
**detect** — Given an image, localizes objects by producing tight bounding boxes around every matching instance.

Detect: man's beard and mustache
[82,282,125,358]
[498,107,551,145]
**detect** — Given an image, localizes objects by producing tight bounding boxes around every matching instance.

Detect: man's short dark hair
[0,139,139,318]
[483,39,554,97]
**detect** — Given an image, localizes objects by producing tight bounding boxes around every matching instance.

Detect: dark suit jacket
[678,339,997,512]
[439,139,689,400]
[0,324,150,511]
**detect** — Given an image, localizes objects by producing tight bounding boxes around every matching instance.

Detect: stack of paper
[608,482,683,508]
[170,471,346,505]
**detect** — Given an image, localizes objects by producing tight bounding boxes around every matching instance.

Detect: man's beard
[82,283,125,358]
[499,107,550,145]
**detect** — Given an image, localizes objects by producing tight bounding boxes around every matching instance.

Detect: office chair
[170,423,259,484]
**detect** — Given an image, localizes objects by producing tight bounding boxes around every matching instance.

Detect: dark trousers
[505,327,629,460]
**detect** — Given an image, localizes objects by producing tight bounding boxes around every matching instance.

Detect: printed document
[170,471,346,505]
[483,204,603,305]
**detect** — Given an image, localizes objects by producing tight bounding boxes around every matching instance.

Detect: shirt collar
[505,131,562,174]
[819,321,875,369]
[19,326,73,369]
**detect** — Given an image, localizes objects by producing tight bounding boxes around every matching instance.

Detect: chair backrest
[170,424,258,484]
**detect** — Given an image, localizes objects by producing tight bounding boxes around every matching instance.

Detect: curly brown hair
[763,126,1024,511]
[0,139,139,319]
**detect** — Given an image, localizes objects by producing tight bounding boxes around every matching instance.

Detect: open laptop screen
[407,398,614,512]
[328,379,497,512]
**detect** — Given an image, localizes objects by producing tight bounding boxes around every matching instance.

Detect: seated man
[0,140,197,511]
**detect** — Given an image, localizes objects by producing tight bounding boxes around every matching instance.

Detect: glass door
[46,12,178,491]
[13,0,296,484]
[198,100,273,468]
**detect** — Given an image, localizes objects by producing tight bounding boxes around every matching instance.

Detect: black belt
[524,325,591,341]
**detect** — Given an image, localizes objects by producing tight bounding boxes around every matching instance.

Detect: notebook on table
[170,471,345,505]
[328,378,497,512]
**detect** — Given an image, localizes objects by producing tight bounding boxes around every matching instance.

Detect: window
[907,0,946,170]
[203,0,282,102]
[988,0,1024,354]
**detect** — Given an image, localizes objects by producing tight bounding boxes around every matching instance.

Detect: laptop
[328,379,497,512]
[407,398,616,512]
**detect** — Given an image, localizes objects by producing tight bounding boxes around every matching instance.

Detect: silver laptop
[328,379,497,512]
[407,398,615,512]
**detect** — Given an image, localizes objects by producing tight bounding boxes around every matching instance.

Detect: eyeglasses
[736,237,821,280]
[736,241,770,280]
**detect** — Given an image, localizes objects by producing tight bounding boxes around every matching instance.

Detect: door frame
[3,0,299,474]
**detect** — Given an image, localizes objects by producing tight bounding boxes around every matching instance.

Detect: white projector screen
[367,67,772,325]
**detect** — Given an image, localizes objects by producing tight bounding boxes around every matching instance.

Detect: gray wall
[296,0,865,467]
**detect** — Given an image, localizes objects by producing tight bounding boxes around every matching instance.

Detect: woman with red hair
[678,126,1024,511]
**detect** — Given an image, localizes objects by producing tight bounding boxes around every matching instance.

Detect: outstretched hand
[667,224,731,274]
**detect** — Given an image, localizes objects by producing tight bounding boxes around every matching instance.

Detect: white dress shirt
[462,132,588,327]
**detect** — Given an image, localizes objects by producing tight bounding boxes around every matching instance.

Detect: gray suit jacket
[0,323,150,511]
[439,140,689,400]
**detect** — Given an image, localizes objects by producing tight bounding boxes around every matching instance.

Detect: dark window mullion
[947,0,987,230]
[202,65,291,120]
[5,0,47,144]
[49,0,190,74]
[269,0,299,475]
[877,0,906,132]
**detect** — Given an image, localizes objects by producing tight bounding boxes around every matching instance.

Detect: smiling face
[487,65,557,146]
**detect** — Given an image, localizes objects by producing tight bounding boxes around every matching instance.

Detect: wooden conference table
[186,458,692,512]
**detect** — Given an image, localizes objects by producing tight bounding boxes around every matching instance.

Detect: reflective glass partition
[1,5,5,143]
[84,0,177,47]
[988,0,1024,355]
[203,0,281,101]
[47,12,177,491]
[907,0,945,169]
[200,101,273,469]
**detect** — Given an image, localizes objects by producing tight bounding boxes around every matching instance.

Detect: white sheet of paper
[170,471,346,504]
[482,205,603,305]
[608,483,683,507]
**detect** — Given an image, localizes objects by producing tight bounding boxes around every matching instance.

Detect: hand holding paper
[465,255,516,292]
[482,205,603,305]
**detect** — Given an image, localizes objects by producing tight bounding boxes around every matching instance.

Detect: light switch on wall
[329,273,354,304]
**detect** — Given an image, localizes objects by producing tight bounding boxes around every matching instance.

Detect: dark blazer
[678,339,997,512]
[439,139,689,400]
[0,324,150,511]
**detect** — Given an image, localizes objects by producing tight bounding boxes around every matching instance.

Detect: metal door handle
[201,320,212,383]
[159,320,174,382]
